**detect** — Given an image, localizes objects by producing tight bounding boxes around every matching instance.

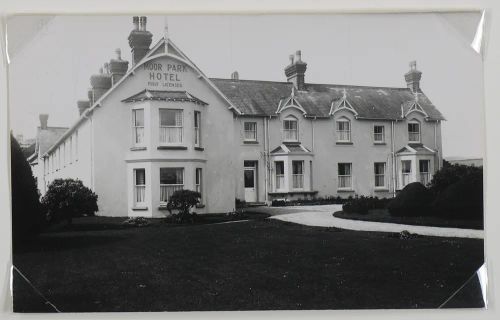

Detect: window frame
[243,121,258,142]
[292,160,304,190]
[401,160,412,187]
[195,168,203,203]
[408,120,421,143]
[159,108,184,145]
[275,161,285,191]
[132,108,145,147]
[373,124,385,144]
[194,111,201,147]
[159,167,185,205]
[419,159,431,186]
[133,168,146,206]
[283,116,299,142]
[336,118,352,143]
[374,162,387,189]
[338,162,353,190]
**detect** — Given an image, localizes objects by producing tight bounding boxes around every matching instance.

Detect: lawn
[333,209,484,230]
[13,216,484,312]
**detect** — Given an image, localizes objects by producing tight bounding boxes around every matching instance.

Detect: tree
[428,162,482,196]
[41,179,98,225]
[167,189,201,223]
[10,134,44,242]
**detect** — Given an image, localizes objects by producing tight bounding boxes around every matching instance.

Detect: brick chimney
[284,50,307,91]
[90,65,112,103]
[109,48,129,85]
[405,61,422,93]
[231,71,239,80]
[128,16,153,65]
[39,114,49,129]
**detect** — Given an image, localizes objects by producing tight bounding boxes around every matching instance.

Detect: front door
[244,167,257,202]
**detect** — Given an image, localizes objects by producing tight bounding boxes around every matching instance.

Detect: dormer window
[336,118,351,142]
[408,120,421,142]
[283,116,298,142]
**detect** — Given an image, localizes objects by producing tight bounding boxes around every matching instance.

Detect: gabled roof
[30,126,68,162]
[270,143,311,155]
[396,143,436,155]
[210,79,445,121]
[122,89,208,105]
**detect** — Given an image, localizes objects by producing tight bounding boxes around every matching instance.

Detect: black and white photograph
[7,13,485,312]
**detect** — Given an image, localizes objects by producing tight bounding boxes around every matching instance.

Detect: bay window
[159,109,183,144]
[160,168,184,204]
[132,109,145,146]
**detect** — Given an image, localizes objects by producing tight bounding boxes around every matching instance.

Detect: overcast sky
[7,13,484,158]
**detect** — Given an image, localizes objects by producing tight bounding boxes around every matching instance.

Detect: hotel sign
[144,62,186,89]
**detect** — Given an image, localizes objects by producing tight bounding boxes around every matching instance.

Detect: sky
[7,13,484,158]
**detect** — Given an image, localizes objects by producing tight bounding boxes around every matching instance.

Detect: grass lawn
[13,216,484,312]
[334,209,484,230]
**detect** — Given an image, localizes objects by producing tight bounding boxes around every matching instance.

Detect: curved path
[265,205,484,239]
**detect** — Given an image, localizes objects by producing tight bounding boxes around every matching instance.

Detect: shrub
[388,182,433,217]
[166,189,201,223]
[10,134,44,242]
[428,163,482,196]
[41,179,98,225]
[122,217,150,227]
[432,173,483,220]
[342,196,390,214]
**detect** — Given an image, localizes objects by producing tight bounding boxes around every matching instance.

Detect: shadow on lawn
[15,233,129,254]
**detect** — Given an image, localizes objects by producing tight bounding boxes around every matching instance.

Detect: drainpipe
[263,117,268,203]
[267,115,272,201]
[391,120,397,197]
[434,121,440,170]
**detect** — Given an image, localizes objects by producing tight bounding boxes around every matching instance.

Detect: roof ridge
[209,78,292,85]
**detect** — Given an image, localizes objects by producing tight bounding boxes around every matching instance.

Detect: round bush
[432,175,483,220]
[388,182,434,217]
[41,179,98,224]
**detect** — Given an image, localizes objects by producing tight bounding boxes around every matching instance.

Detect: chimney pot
[39,114,49,130]
[115,48,122,60]
[133,16,139,30]
[231,71,239,80]
[289,54,294,65]
[296,50,302,62]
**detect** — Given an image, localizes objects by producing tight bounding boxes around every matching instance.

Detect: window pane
[194,112,200,127]
[292,161,303,174]
[419,160,429,172]
[374,125,383,134]
[276,161,284,175]
[160,109,182,126]
[133,109,144,126]
[160,168,183,184]
[374,163,385,175]
[135,169,145,185]
[244,169,255,188]
[338,163,351,176]
[402,160,412,173]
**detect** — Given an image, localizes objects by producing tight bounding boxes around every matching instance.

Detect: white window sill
[131,146,147,151]
[373,141,386,145]
[157,145,188,150]
[374,187,389,192]
[132,206,148,211]
[337,188,354,192]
